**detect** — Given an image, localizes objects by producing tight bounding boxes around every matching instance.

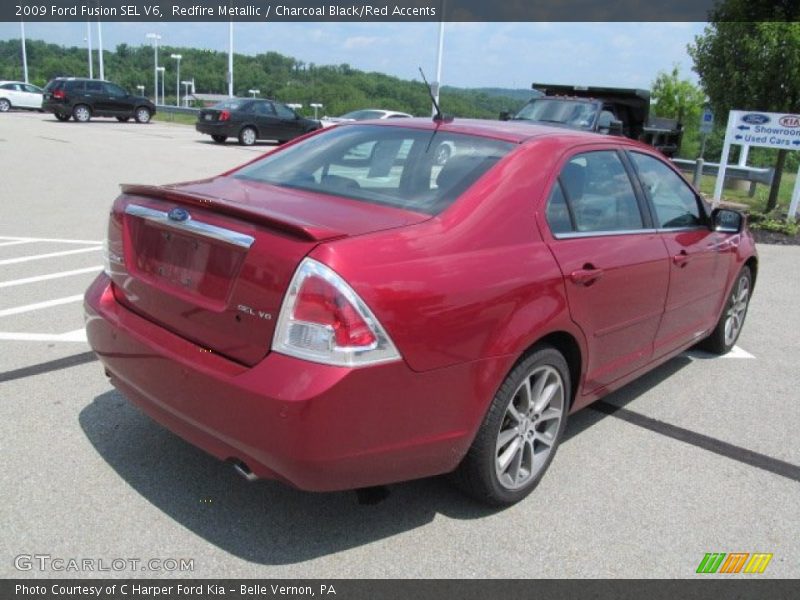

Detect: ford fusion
[85,119,757,505]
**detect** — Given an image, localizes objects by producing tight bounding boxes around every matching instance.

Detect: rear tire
[72,104,91,122]
[238,126,257,146]
[134,107,151,124]
[55,113,70,122]
[698,266,752,355]
[452,346,570,506]
[211,135,227,143]
[0,98,11,112]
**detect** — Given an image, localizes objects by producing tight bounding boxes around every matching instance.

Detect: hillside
[0,39,529,118]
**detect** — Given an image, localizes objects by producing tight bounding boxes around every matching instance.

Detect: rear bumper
[42,100,68,114]
[84,274,486,491]
[195,121,232,136]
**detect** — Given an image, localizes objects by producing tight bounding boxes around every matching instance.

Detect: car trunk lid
[107,177,428,366]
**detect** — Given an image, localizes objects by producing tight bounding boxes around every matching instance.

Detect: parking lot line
[0,266,102,289]
[0,294,85,318]
[0,235,103,245]
[0,329,87,343]
[0,240,37,248]
[0,246,101,266]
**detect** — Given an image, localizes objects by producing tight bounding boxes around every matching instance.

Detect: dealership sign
[714,110,800,220]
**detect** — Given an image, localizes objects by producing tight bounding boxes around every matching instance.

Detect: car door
[84,80,111,114]
[103,82,132,116]
[273,101,304,140]
[627,151,732,358]
[248,100,279,140]
[0,83,23,107]
[20,84,42,108]
[542,148,670,392]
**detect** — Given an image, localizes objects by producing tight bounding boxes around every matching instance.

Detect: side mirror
[499,111,511,121]
[711,208,743,233]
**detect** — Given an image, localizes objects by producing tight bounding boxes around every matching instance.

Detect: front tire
[134,107,151,124]
[0,98,11,112]
[72,104,91,122]
[238,126,257,146]
[452,346,570,506]
[116,116,130,122]
[699,266,752,354]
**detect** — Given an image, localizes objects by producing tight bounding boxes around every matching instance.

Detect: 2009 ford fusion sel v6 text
[84,118,756,506]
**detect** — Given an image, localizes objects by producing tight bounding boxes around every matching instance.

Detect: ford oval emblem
[167,207,190,222]
[741,113,770,125]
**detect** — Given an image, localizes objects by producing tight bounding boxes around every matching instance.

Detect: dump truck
[500,83,683,157]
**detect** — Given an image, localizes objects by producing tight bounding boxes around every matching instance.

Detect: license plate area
[129,220,246,307]
[204,114,213,121]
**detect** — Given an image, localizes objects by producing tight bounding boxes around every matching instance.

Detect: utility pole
[20,21,29,83]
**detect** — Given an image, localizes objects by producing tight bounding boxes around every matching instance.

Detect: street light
[248,89,260,98]
[20,21,28,83]
[136,85,145,97]
[145,33,161,104]
[170,54,182,107]
[156,66,165,106]
[181,80,192,106]
[287,103,303,110]
[310,103,323,119]
[84,24,93,79]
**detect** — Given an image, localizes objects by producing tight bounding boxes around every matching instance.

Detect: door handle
[570,266,604,286]
[672,250,690,267]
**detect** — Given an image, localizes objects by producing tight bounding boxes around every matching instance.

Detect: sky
[0,21,706,90]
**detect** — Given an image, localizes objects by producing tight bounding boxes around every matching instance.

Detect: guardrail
[672,158,774,196]
[155,104,200,116]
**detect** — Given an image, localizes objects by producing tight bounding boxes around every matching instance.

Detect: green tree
[650,66,706,158]
[688,4,800,212]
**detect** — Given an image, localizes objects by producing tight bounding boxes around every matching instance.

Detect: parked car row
[0,80,44,112]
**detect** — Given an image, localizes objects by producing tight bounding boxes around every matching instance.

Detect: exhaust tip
[231,459,258,482]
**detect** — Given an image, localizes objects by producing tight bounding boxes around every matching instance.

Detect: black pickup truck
[501,84,683,157]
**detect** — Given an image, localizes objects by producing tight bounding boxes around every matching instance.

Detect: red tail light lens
[53,89,66,100]
[219,110,230,121]
[294,276,376,347]
[273,258,400,367]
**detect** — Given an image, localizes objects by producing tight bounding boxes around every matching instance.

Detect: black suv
[43,78,156,123]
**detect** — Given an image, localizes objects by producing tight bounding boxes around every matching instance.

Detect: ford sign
[741,113,770,125]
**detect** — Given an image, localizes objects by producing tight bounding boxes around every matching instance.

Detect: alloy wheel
[724,274,750,347]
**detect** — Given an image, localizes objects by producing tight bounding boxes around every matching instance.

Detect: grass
[696,171,796,214]
[153,111,197,126]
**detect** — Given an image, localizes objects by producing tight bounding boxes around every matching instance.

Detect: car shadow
[195,139,281,148]
[79,354,693,565]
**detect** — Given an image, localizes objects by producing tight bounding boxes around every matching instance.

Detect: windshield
[234,124,514,215]
[514,98,599,129]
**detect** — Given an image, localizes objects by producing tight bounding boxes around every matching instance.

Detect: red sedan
[85,118,757,505]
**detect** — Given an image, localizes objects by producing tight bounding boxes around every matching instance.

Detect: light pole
[432,17,445,117]
[156,66,165,106]
[248,89,260,98]
[136,85,145,97]
[310,103,323,119]
[145,33,161,104]
[227,20,234,97]
[84,23,93,79]
[20,21,28,83]
[170,54,182,107]
[181,81,192,106]
[97,21,104,80]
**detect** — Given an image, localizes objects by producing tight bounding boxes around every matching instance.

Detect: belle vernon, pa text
[16,583,338,597]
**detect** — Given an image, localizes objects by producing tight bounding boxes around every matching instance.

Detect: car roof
[338,117,653,147]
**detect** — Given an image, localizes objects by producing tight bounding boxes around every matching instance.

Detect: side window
[104,83,126,97]
[274,103,296,120]
[545,182,573,234]
[629,152,704,229]
[551,151,643,234]
[86,81,104,93]
[23,84,41,94]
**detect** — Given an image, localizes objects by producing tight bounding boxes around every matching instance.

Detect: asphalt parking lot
[1,111,798,579]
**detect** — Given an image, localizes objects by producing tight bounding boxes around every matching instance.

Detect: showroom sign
[714,110,800,220]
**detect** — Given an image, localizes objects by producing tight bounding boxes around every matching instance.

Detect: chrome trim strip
[125,204,255,249]
[553,228,657,240]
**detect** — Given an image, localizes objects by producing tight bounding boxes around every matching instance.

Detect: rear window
[233,124,515,215]
[213,100,248,111]
[44,80,64,91]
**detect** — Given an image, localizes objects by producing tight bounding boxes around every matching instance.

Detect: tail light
[219,110,230,121]
[273,258,401,367]
[52,89,66,100]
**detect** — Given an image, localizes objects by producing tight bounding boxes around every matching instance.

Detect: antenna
[419,67,452,123]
